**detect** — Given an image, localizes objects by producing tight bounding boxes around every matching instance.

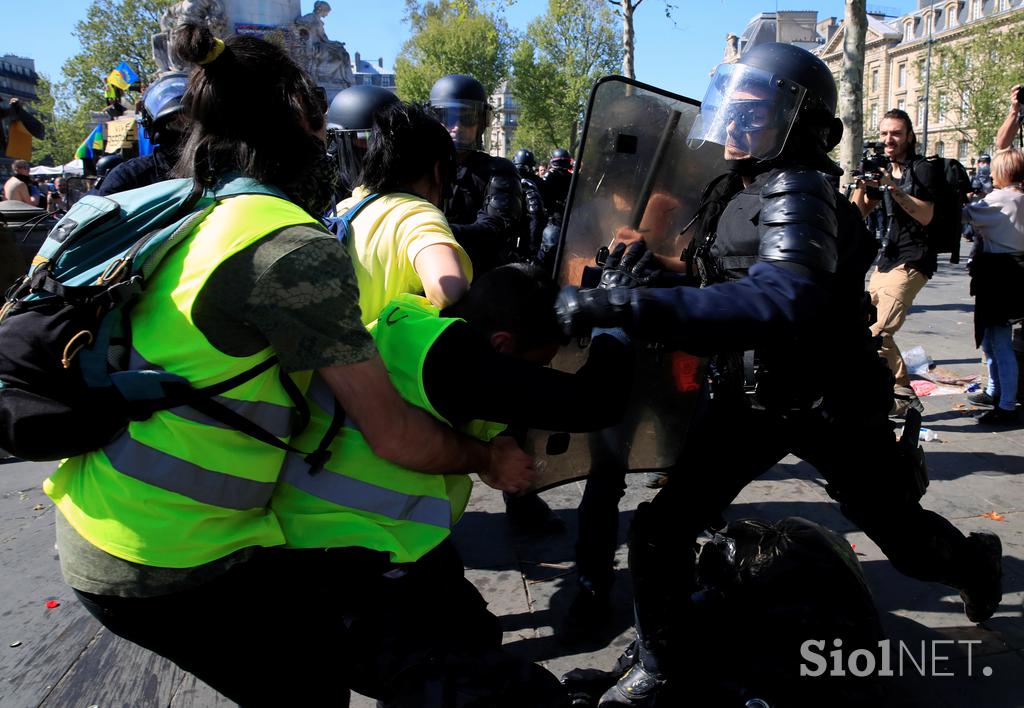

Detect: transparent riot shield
[526,76,727,491]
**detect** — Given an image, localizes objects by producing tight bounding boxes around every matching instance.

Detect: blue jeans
[982,324,1018,410]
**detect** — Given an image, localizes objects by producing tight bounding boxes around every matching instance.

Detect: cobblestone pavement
[1,243,1021,707]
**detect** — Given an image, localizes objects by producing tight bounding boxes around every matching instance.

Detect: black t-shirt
[878,155,942,277]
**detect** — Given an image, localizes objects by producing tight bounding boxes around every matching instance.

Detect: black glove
[555,285,633,338]
[598,240,659,289]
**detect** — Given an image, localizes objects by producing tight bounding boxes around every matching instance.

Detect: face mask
[286,143,342,218]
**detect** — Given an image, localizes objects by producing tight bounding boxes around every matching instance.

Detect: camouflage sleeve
[195,225,376,373]
[245,228,377,372]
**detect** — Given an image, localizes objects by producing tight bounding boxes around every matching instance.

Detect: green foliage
[929,20,1024,152]
[31,75,93,166]
[395,0,515,102]
[511,0,622,156]
[63,0,173,108]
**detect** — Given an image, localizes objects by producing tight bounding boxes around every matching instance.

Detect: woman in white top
[963,148,1024,424]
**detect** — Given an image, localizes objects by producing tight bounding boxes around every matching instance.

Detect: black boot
[960,532,1003,623]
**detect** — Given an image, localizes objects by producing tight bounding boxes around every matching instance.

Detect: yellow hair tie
[198,38,225,65]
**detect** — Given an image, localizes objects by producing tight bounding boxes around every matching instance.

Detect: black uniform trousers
[630,392,978,669]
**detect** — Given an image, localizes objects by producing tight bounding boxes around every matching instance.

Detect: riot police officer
[428,74,524,274]
[513,148,548,261]
[537,147,573,268]
[557,43,1003,706]
[92,153,125,193]
[97,72,188,196]
[326,84,400,201]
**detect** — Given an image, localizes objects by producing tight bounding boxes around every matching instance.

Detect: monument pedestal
[155,1,351,101]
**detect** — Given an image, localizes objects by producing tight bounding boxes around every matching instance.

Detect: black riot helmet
[513,148,535,168]
[326,85,400,194]
[689,43,842,172]
[513,148,536,177]
[428,74,491,151]
[93,153,125,189]
[138,72,188,141]
[549,147,572,170]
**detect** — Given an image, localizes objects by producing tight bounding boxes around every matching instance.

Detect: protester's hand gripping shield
[524,76,726,491]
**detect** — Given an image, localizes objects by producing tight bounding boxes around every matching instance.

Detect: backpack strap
[328,192,382,242]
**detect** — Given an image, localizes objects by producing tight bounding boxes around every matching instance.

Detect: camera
[852,141,890,182]
[1016,85,1024,105]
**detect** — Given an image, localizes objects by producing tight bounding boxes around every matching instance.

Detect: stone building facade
[0,55,38,106]
[818,0,1024,161]
[487,80,518,159]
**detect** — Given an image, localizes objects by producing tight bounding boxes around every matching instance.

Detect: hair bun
[170,23,218,67]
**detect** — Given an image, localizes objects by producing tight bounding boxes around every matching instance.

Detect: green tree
[511,0,621,156]
[395,0,515,102]
[929,20,1024,152]
[62,0,173,108]
[607,0,675,80]
[31,75,93,166]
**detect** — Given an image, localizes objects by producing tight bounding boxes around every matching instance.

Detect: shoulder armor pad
[758,168,838,274]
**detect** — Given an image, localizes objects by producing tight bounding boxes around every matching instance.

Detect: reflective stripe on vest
[279,452,452,528]
[45,193,319,568]
[272,294,505,562]
[103,434,275,510]
[126,349,295,439]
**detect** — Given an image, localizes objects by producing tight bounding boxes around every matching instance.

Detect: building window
[870,102,879,128]
[936,140,945,157]
[972,0,983,20]
[947,2,959,27]
[961,92,970,115]
[958,140,969,160]
[904,20,913,41]
[898,64,906,88]
[938,92,947,122]
[897,97,906,112]
[871,69,879,93]
[918,98,926,127]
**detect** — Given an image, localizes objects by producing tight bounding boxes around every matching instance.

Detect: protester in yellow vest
[338,101,472,324]
[271,263,634,705]
[44,24,535,707]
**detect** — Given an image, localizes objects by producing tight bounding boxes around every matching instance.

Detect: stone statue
[294,1,354,87]
[723,33,741,64]
[152,0,228,74]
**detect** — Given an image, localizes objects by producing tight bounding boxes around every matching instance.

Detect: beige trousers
[868,264,929,388]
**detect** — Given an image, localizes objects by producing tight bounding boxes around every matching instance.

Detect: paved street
[1,240,1021,707]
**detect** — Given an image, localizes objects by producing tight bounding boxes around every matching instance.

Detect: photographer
[851,109,942,417]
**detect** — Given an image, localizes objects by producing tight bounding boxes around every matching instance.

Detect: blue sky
[2,0,923,99]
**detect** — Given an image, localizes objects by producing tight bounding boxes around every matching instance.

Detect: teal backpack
[0,177,323,461]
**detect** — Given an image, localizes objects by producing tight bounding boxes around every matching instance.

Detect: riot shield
[526,76,727,492]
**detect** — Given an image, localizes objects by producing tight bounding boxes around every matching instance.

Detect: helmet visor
[687,63,806,161]
[327,130,370,193]
[430,99,487,150]
[143,74,188,124]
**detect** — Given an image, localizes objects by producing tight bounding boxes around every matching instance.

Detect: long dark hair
[881,108,918,157]
[359,102,456,197]
[171,24,328,204]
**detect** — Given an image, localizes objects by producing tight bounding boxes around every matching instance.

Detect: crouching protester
[271,263,635,707]
[42,25,534,706]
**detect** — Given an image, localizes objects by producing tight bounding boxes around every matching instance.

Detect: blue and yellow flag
[74,125,104,159]
[106,61,140,91]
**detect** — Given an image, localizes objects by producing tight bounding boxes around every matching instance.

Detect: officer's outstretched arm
[319,357,535,492]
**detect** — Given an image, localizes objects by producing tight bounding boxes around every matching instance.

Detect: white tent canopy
[29,159,85,177]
